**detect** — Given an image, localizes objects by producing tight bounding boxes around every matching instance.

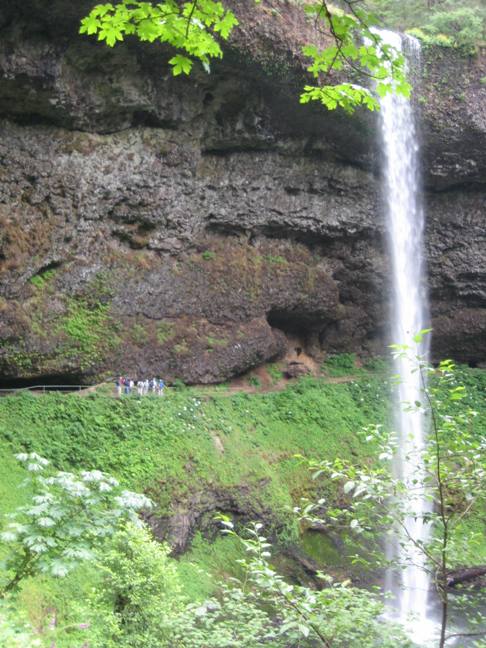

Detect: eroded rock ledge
[0,0,484,383]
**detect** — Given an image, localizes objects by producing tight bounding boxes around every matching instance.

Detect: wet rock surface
[0,0,484,383]
[146,481,274,555]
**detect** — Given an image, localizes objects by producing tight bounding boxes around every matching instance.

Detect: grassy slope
[0,372,389,596]
[0,366,484,597]
[0,444,29,517]
[0,375,389,520]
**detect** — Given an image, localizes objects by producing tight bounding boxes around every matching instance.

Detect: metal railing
[0,384,96,395]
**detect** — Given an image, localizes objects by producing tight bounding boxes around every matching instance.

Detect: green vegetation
[264,254,287,265]
[0,445,30,523]
[0,375,391,527]
[131,322,149,345]
[0,472,409,648]
[173,341,189,355]
[0,346,37,374]
[0,454,151,596]
[81,1,410,112]
[156,320,176,345]
[80,0,238,73]
[0,365,484,645]
[306,355,486,647]
[201,250,216,261]
[206,336,228,349]
[177,532,246,600]
[1,366,483,528]
[366,0,485,53]
[267,362,283,384]
[3,269,121,375]
[0,373,396,645]
[59,299,119,369]
[362,355,389,372]
[322,352,359,376]
[29,268,57,290]
[171,378,187,391]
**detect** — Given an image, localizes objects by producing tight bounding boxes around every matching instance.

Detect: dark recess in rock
[0,373,86,389]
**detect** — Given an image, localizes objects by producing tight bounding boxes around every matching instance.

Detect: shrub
[91,524,184,648]
[323,353,357,376]
[264,255,287,265]
[0,453,152,596]
[267,363,283,384]
[173,342,189,355]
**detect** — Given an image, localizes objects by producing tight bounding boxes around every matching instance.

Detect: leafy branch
[0,453,152,597]
[81,0,411,112]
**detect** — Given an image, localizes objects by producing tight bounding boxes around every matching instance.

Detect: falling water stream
[377,31,433,643]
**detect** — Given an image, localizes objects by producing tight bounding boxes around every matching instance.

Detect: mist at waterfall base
[377,30,436,644]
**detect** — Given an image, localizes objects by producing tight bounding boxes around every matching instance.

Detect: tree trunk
[447,566,486,588]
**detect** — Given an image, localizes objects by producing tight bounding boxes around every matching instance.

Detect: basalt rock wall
[0,0,484,384]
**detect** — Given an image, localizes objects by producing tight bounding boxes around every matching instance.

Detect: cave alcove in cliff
[266,309,321,357]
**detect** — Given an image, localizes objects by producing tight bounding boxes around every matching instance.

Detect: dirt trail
[2,363,382,399]
[189,372,365,399]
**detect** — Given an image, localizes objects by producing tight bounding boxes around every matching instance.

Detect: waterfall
[377,31,433,639]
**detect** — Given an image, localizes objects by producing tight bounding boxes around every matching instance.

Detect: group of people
[115,376,165,397]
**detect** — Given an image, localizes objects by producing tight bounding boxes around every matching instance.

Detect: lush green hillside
[0,365,484,645]
[0,373,390,531]
[1,365,484,564]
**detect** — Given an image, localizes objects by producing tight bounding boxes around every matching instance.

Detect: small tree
[299,349,486,647]
[0,453,152,597]
[173,518,411,648]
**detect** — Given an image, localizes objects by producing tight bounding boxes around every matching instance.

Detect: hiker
[159,378,165,396]
[115,377,122,397]
[137,380,143,396]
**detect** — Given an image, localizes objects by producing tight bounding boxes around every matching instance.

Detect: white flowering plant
[0,453,152,597]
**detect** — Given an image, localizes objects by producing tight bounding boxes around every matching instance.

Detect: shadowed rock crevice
[0,373,86,390]
[146,481,276,555]
[266,308,327,359]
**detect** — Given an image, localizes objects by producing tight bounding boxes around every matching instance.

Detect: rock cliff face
[0,0,484,384]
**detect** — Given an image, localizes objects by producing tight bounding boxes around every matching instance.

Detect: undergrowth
[0,376,390,520]
[0,367,484,596]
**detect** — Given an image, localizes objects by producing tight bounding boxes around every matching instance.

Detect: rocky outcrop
[0,0,484,383]
[147,480,275,555]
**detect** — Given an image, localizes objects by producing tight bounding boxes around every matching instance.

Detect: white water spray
[377,31,433,641]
